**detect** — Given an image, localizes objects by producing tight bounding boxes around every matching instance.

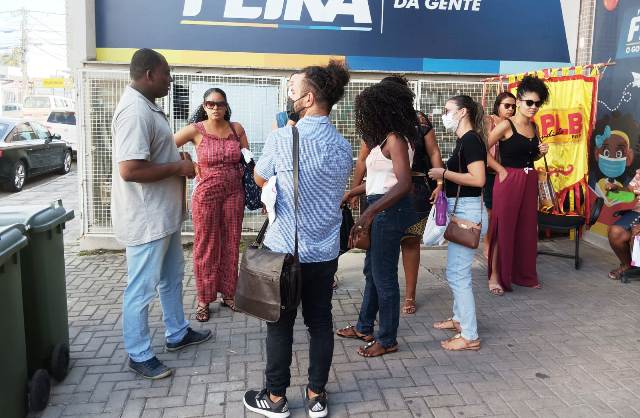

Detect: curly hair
[187,87,232,124]
[298,59,350,111]
[516,75,550,105]
[355,81,418,150]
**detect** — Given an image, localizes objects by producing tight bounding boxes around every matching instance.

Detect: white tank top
[365,136,414,196]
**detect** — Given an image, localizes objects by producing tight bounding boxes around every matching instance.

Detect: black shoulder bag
[234,126,302,322]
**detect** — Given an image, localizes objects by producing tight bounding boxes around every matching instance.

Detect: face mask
[286,97,301,123]
[598,155,627,179]
[441,111,459,132]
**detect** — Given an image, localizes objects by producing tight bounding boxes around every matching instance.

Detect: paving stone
[21,169,640,418]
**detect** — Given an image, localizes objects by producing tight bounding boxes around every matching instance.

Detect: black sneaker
[243,388,290,418]
[165,327,212,352]
[305,390,328,418]
[128,356,172,379]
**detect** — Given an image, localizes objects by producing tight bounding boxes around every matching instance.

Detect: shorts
[614,210,640,230]
[483,172,496,210]
[403,216,428,240]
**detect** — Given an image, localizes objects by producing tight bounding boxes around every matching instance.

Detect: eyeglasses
[204,100,227,109]
[501,103,516,110]
[521,99,543,108]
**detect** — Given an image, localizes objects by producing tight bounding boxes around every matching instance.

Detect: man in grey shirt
[111,49,210,379]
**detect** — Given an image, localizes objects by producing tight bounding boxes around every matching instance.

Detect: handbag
[443,134,484,249]
[349,223,370,250]
[339,204,354,255]
[234,126,302,322]
[537,155,559,213]
[229,123,262,210]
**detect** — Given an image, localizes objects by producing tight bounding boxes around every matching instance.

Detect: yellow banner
[42,78,65,88]
[509,76,597,195]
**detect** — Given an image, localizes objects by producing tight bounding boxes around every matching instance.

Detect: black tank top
[499,119,540,169]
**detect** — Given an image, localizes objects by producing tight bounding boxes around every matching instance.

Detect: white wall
[561,0,581,64]
[66,0,96,70]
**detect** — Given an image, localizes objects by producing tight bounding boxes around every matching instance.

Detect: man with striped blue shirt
[243,61,352,418]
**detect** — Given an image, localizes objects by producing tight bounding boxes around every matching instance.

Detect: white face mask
[441,110,459,131]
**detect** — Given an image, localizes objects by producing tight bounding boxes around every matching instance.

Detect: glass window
[13,124,36,141]
[0,123,9,140]
[47,111,76,125]
[30,122,51,139]
[23,96,50,108]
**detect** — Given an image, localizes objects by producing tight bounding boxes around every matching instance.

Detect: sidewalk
[14,170,640,418]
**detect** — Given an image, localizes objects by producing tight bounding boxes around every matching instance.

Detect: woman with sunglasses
[174,88,249,321]
[482,93,516,260]
[486,76,549,294]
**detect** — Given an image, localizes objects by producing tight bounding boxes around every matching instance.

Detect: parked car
[0,118,73,192]
[46,109,77,156]
[1,103,23,118]
[22,95,74,123]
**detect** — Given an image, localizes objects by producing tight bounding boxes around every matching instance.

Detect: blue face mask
[598,155,627,179]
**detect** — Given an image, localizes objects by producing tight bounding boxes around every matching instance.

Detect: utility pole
[19,8,28,101]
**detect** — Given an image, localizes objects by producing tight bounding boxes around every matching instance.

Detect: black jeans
[265,257,338,397]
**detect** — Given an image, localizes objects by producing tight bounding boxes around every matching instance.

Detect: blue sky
[0,0,67,77]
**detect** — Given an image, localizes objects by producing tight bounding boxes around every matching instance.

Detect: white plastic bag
[422,205,448,246]
[632,236,640,267]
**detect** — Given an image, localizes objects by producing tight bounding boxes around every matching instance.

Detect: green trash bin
[0,224,50,417]
[0,200,75,382]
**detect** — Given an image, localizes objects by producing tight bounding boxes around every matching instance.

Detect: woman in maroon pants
[486,76,550,293]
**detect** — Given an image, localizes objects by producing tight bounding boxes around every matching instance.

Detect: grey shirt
[111,86,182,246]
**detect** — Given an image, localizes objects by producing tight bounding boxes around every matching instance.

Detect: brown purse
[348,225,370,250]
[443,134,484,249]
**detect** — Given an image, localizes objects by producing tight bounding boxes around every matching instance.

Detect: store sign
[617,8,640,59]
[41,78,65,88]
[95,0,571,70]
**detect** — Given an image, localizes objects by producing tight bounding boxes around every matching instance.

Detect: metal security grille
[416,80,494,159]
[78,69,493,238]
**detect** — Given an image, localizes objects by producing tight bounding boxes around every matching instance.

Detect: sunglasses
[501,103,516,110]
[204,100,227,109]
[521,99,543,108]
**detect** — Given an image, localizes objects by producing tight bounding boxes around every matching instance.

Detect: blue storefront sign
[95,0,572,72]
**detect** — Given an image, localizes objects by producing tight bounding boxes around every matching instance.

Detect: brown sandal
[441,333,481,351]
[195,304,209,322]
[432,318,461,332]
[336,325,374,342]
[357,340,398,357]
[221,298,238,312]
[402,298,416,315]
[609,265,629,280]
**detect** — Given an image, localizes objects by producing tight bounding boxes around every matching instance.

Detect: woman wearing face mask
[174,88,249,321]
[486,76,549,294]
[428,95,487,351]
[482,92,516,261]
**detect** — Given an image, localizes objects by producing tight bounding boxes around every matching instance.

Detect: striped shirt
[255,115,353,263]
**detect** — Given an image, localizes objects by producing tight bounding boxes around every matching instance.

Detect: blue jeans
[123,231,190,362]
[446,197,487,341]
[356,195,415,348]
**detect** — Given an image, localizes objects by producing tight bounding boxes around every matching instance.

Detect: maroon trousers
[488,167,539,290]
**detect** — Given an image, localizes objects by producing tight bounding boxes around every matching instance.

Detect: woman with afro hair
[486,76,550,294]
[337,80,418,357]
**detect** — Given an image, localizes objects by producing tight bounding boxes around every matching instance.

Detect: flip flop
[336,325,374,342]
[357,340,398,357]
[488,284,504,296]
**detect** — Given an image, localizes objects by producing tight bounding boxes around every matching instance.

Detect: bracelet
[442,169,447,180]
